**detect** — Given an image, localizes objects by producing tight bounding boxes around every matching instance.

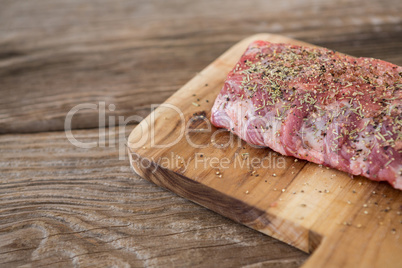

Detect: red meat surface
[211,41,402,189]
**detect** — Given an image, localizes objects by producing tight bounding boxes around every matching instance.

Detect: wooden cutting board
[127,33,402,268]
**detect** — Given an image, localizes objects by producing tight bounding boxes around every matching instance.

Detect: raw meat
[211,40,402,189]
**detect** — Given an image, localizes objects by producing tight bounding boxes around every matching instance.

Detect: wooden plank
[128,33,402,268]
[1,0,401,133]
[0,127,307,267]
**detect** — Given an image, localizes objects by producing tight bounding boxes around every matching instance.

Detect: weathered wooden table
[0,0,401,267]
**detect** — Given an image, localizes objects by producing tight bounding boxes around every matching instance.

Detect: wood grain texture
[1,1,401,267]
[0,127,308,267]
[128,33,402,268]
[0,0,401,133]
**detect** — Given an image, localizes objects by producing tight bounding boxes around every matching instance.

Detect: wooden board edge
[128,147,323,254]
[126,33,402,267]
[126,32,324,257]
